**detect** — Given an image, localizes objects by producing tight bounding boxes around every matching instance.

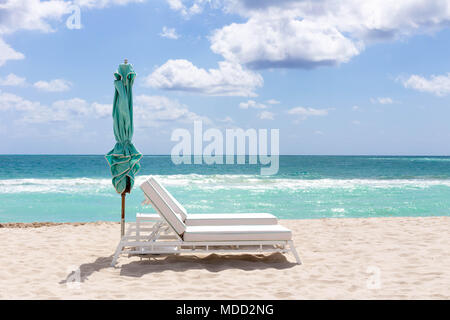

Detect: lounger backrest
[150,177,188,220]
[140,178,186,235]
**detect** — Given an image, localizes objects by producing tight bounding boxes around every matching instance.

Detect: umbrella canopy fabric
[105,63,142,194]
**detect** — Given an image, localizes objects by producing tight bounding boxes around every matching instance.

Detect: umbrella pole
[121,192,125,238]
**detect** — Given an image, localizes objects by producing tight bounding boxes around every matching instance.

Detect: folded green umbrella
[105,61,142,194]
[105,61,142,237]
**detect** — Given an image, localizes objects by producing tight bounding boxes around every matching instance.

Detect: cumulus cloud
[160,26,179,39]
[34,79,72,92]
[401,73,450,96]
[91,102,112,118]
[266,99,280,105]
[287,106,329,120]
[0,0,146,34]
[210,17,362,69]
[258,110,274,120]
[370,97,394,104]
[0,0,144,32]
[222,0,450,40]
[24,98,109,123]
[42,98,90,122]
[0,0,71,66]
[74,0,145,9]
[0,0,145,66]
[239,100,267,109]
[218,116,234,123]
[0,91,111,124]
[210,0,450,69]
[134,94,211,127]
[0,38,25,66]
[239,99,275,120]
[0,89,209,130]
[165,0,207,17]
[144,59,263,96]
[158,0,450,97]
[0,0,72,34]
[0,91,40,112]
[0,73,26,86]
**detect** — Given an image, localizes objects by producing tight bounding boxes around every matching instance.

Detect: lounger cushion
[150,177,188,220]
[140,179,186,235]
[185,213,278,226]
[183,225,292,242]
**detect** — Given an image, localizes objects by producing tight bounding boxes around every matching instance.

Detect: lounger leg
[288,240,302,265]
[136,218,141,242]
[111,241,124,267]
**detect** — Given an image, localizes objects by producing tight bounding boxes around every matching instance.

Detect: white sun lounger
[139,176,278,226]
[110,178,301,266]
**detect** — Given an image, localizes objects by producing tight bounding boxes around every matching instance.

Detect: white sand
[0,217,448,299]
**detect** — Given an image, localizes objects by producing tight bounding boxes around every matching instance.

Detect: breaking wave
[2,174,450,194]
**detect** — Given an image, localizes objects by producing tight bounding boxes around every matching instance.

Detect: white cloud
[352,120,361,125]
[0,1,65,67]
[258,110,274,120]
[22,98,109,123]
[240,99,274,120]
[287,106,329,119]
[211,16,362,69]
[223,1,450,40]
[0,91,40,112]
[167,0,184,10]
[218,116,234,123]
[160,0,450,98]
[0,91,111,124]
[0,73,26,86]
[0,90,208,129]
[0,0,146,34]
[51,99,110,120]
[74,0,145,9]
[401,73,450,96]
[266,99,280,105]
[91,102,112,118]
[160,26,179,39]
[144,59,263,97]
[165,0,207,17]
[207,0,450,70]
[0,38,25,66]
[0,0,71,34]
[134,94,210,127]
[0,93,82,123]
[0,0,145,66]
[239,100,267,109]
[370,97,394,104]
[352,105,360,110]
[44,98,89,121]
[34,79,72,92]
[378,97,393,104]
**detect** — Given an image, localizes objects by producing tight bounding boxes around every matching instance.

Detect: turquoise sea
[1,155,450,222]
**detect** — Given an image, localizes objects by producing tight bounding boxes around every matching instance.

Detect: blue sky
[1,0,450,155]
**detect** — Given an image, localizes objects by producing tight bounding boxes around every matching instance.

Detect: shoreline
[0,221,119,228]
[1,215,448,228]
[0,216,448,299]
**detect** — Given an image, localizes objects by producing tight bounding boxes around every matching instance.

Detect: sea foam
[1,174,450,194]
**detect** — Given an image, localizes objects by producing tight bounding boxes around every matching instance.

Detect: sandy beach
[0,217,448,299]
